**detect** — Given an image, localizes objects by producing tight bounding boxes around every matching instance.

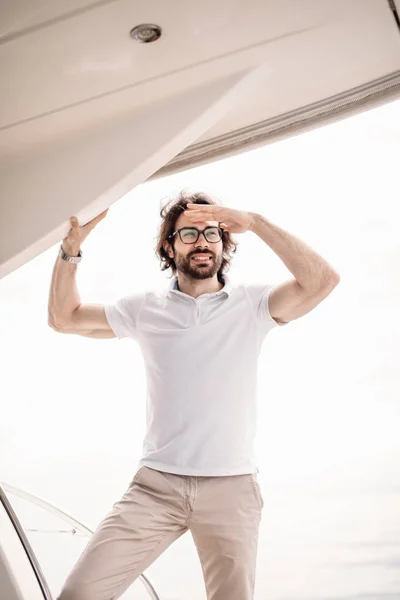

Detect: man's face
[165,211,224,280]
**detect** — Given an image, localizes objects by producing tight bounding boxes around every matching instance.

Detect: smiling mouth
[191,255,212,263]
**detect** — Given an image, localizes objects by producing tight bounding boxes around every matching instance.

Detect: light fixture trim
[130,24,162,43]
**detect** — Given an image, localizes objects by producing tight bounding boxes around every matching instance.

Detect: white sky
[1,98,399,497]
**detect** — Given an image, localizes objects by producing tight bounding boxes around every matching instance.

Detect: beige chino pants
[57,465,264,600]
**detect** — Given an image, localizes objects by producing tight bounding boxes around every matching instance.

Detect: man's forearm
[248,212,340,290]
[48,254,81,327]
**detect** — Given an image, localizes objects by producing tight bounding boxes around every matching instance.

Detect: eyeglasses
[169,226,224,244]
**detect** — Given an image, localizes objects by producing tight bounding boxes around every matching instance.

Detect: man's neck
[176,275,224,298]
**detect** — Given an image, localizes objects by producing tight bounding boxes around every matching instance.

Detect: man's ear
[163,240,174,258]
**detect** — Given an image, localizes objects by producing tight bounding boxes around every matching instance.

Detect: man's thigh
[57,466,189,600]
[189,473,263,600]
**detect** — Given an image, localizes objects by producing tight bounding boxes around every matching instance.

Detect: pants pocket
[249,474,264,510]
[129,465,145,487]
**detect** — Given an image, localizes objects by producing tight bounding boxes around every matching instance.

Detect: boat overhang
[1,0,400,278]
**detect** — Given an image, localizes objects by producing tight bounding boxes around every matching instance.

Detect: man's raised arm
[47,211,114,338]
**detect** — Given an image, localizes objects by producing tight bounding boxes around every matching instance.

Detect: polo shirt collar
[168,274,232,298]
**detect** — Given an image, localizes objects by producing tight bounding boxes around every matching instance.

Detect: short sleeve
[104,293,146,339]
[244,283,289,329]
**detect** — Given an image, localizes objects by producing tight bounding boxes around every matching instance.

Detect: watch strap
[59,244,83,264]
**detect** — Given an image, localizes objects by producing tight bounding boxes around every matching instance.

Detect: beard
[173,250,223,280]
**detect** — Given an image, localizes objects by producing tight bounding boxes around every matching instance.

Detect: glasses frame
[168,226,225,244]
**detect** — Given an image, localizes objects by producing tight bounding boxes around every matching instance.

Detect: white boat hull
[1,0,400,278]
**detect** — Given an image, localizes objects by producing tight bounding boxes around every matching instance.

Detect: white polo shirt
[104,274,287,476]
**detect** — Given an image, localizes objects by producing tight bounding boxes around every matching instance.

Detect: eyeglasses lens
[180,228,221,243]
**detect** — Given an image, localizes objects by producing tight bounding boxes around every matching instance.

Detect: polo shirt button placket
[195,297,205,324]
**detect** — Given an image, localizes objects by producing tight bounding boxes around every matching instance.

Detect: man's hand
[62,209,109,255]
[184,203,254,234]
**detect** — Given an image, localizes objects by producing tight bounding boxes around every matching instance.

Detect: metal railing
[0,481,161,600]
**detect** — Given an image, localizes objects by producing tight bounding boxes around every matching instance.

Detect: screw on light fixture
[129,24,162,43]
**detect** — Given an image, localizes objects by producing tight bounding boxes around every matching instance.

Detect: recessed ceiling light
[129,24,162,43]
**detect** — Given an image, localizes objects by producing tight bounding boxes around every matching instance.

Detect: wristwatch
[59,244,83,264]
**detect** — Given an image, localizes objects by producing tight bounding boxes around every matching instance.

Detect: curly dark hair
[155,189,238,283]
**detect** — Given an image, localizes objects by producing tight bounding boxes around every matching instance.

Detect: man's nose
[194,232,210,247]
